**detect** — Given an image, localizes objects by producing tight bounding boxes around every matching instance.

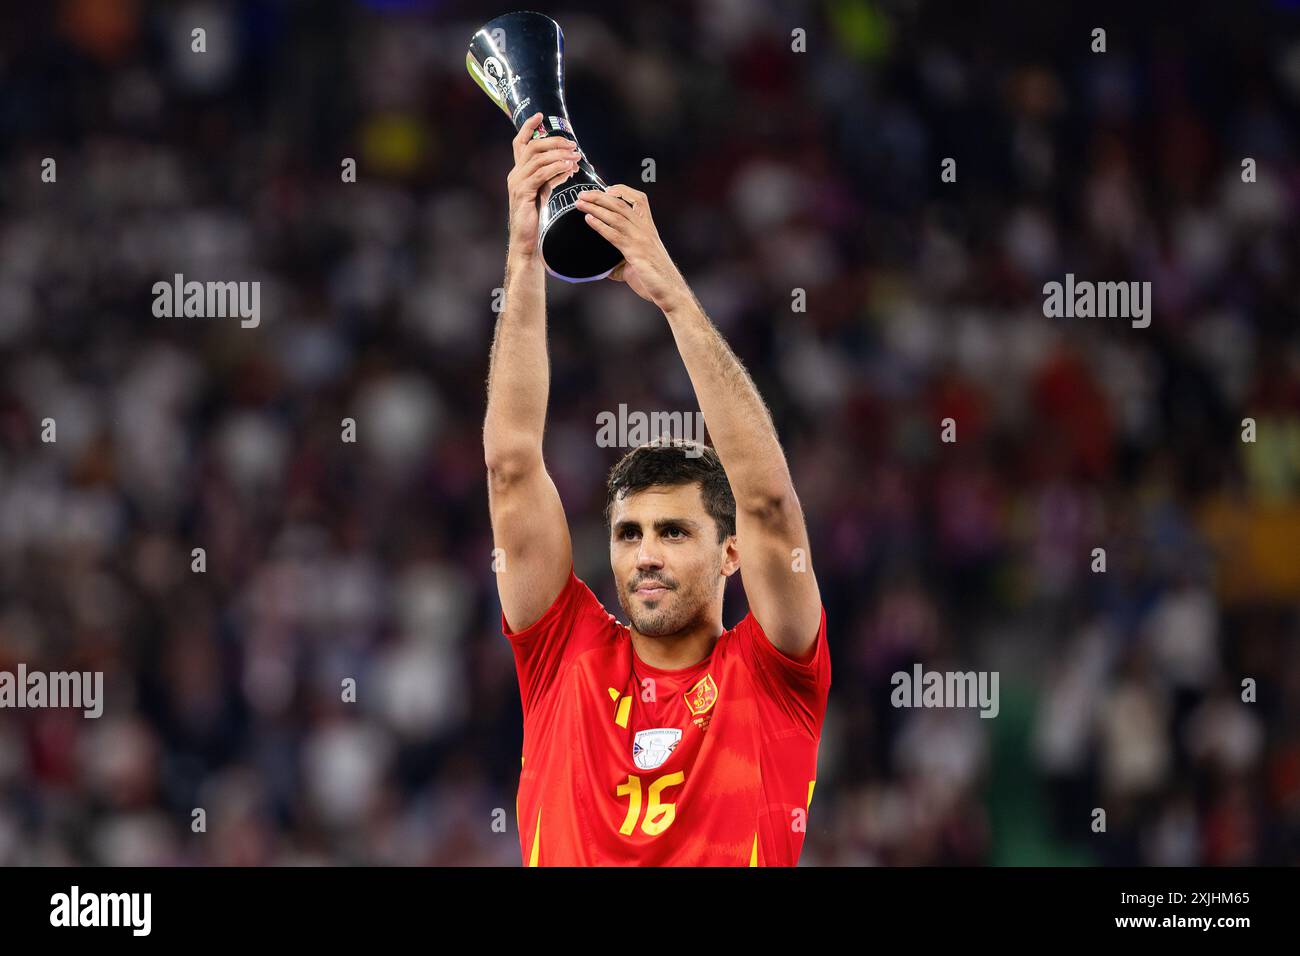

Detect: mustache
[631,577,673,590]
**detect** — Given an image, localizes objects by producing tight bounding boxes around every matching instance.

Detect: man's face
[609,483,735,638]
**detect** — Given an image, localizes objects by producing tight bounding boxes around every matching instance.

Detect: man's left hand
[576,185,689,312]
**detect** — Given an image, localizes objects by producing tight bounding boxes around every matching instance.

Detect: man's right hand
[507,112,581,258]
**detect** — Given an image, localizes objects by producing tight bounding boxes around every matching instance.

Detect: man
[484,113,830,865]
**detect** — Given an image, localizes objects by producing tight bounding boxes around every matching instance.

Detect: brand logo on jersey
[684,673,718,716]
[632,727,682,770]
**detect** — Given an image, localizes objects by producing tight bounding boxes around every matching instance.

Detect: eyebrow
[612,517,701,536]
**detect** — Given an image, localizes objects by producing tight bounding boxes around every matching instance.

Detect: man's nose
[635,542,664,568]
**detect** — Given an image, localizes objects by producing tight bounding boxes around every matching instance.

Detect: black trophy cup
[467,11,625,282]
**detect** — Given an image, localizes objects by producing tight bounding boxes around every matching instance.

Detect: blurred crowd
[0,0,1297,865]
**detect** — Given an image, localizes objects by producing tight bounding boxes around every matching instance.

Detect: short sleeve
[502,565,616,717]
[736,605,831,739]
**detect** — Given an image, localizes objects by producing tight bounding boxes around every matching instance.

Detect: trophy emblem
[467,11,625,283]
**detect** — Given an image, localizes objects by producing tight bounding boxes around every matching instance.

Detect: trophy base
[540,205,626,283]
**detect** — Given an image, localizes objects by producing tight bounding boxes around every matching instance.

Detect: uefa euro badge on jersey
[632,727,682,771]
[467,11,625,283]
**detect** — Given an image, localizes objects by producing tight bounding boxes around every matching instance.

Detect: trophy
[467,11,625,283]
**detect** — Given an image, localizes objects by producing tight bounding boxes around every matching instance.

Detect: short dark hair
[603,438,736,544]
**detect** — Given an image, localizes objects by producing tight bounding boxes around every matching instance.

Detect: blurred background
[0,0,1298,865]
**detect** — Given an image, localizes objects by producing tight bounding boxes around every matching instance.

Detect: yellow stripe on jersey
[528,808,542,867]
[614,695,632,728]
[749,832,758,867]
[808,779,816,809]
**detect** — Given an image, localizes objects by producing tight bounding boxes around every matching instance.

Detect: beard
[616,561,717,638]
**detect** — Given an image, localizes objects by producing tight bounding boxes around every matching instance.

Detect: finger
[519,148,576,181]
[576,190,633,223]
[606,184,646,207]
[510,157,569,197]
[536,165,575,199]
[583,212,622,246]
[577,197,629,233]
[512,113,545,152]
[515,141,578,181]
[522,135,580,159]
[544,167,573,193]
[609,262,627,282]
[524,157,577,192]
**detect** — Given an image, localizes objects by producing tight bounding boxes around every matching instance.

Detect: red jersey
[504,566,831,866]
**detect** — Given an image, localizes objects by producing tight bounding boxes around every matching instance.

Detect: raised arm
[575,185,821,658]
[484,114,582,631]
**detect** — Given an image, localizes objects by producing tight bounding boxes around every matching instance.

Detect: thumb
[609,261,628,282]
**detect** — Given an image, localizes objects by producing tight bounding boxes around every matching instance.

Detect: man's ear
[721,535,741,577]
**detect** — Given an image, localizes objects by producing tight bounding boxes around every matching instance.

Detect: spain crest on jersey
[684,672,718,716]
